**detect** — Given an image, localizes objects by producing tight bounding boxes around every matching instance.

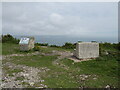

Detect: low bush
[35,43,48,46]
[62,42,76,49]
[2,34,19,44]
[33,46,40,51]
[50,45,61,48]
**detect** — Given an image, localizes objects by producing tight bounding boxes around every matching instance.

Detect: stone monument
[19,36,35,51]
[74,42,99,59]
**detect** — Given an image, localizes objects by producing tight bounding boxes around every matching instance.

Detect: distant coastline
[13,35,118,46]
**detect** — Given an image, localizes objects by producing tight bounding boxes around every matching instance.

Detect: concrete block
[74,42,99,59]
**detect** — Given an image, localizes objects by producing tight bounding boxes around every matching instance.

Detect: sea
[14,35,118,46]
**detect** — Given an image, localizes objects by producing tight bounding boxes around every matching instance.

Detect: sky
[2,2,118,39]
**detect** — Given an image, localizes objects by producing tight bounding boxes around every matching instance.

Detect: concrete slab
[68,56,96,62]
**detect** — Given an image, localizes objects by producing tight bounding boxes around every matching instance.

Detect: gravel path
[2,51,40,60]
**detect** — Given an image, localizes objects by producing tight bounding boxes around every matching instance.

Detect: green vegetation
[2,34,120,88]
[2,34,19,44]
[15,76,25,81]
[0,43,2,55]
[2,43,19,55]
[10,55,58,68]
[34,45,73,53]
[2,43,72,55]
[2,43,34,55]
[3,66,23,76]
[59,57,118,87]
[35,43,49,46]
[62,42,76,49]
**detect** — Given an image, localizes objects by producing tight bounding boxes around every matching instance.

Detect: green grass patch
[15,76,25,81]
[3,66,23,76]
[59,55,118,88]
[42,73,79,88]
[34,45,73,53]
[8,69,23,76]
[47,46,73,52]
[2,43,34,55]
[2,43,19,55]
[0,43,2,55]
[10,55,58,68]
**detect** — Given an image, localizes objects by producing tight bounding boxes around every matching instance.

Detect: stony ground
[1,50,73,88]
[2,62,49,88]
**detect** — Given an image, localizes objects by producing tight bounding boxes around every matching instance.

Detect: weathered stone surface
[19,37,35,51]
[74,42,99,59]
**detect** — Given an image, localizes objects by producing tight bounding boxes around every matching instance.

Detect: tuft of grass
[0,43,2,55]
[21,82,30,86]
[15,76,25,81]
[3,66,23,76]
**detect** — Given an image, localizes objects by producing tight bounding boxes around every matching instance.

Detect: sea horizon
[13,35,118,46]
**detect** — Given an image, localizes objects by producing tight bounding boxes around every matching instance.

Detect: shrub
[50,45,60,48]
[91,41,97,42]
[34,46,40,51]
[35,43,48,46]
[118,42,120,51]
[99,42,119,56]
[62,42,75,49]
[2,34,19,44]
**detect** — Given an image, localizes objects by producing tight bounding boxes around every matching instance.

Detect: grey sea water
[14,35,118,46]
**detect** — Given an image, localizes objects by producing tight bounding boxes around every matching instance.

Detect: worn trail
[52,50,73,70]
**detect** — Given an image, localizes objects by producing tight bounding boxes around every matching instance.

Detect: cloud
[50,13,64,23]
[2,2,118,39]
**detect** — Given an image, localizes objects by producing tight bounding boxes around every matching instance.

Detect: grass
[15,76,25,81]
[3,66,23,76]
[59,57,118,88]
[43,55,118,88]
[2,43,119,88]
[2,43,72,55]
[0,43,2,55]
[2,43,27,55]
[47,46,73,52]
[34,45,73,54]
[10,55,58,69]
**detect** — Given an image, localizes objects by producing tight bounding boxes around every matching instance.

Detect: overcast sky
[2,2,118,39]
